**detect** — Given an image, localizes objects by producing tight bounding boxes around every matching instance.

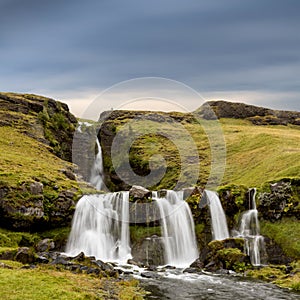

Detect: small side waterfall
[235,188,266,266]
[205,190,229,240]
[154,190,199,268]
[89,138,104,190]
[65,192,131,263]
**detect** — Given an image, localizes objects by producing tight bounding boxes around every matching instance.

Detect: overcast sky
[0,0,299,118]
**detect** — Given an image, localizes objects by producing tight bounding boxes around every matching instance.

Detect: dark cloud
[0,0,299,112]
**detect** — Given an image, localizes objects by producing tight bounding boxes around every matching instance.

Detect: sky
[0,0,299,118]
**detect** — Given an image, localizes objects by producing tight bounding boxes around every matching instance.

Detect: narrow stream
[138,270,299,300]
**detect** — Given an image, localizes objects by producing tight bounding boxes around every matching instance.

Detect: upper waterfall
[89,138,104,190]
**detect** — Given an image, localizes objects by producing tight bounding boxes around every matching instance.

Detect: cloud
[0,0,299,113]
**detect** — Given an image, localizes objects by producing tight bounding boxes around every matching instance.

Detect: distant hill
[196,100,300,126]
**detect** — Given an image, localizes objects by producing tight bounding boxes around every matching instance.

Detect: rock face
[259,181,299,221]
[131,235,165,266]
[0,92,77,161]
[0,92,86,230]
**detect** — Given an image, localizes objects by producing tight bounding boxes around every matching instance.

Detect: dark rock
[190,258,204,269]
[258,181,298,221]
[36,256,49,264]
[215,268,230,275]
[21,264,36,269]
[15,247,36,264]
[71,252,85,262]
[183,267,202,274]
[51,256,70,265]
[263,237,292,265]
[131,236,165,266]
[141,271,160,279]
[127,259,143,267]
[30,182,43,195]
[36,239,55,252]
[93,260,114,271]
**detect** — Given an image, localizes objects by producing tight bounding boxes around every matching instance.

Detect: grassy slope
[0,262,145,300]
[112,115,300,189]
[221,119,300,186]
[0,126,77,189]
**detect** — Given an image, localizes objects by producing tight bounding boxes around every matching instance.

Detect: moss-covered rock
[0,92,96,230]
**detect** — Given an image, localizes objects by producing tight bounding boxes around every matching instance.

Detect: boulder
[129,185,151,201]
[36,238,55,252]
[15,247,36,264]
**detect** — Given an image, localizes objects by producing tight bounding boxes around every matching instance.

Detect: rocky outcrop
[0,92,88,230]
[0,92,77,161]
[196,100,300,126]
[191,238,249,272]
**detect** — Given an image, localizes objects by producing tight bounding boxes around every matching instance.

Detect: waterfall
[153,190,199,268]
[205,190,229,240]
[235,188,266,266]
[89,138,104,190]
[65,192,131,263]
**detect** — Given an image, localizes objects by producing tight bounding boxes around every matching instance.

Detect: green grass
[104,114,300,190]
[130,225,161,244]
[260,218,300,259]
[246,261,300,292]
[221,119,300,186]
[0,265,146,300]
[0,126,77,190]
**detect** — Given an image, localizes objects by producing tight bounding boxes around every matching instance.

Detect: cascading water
[89,138,104,191]
[153,190,199,268]
[65,192,131,263]
[205,190,229,240]
[235,188,266,266]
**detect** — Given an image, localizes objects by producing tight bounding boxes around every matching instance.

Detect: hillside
[97,104,300,191]
[0,92,93,231]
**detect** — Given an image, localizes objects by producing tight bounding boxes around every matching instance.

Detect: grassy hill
[98,109,300,191]
[221,118,300,186]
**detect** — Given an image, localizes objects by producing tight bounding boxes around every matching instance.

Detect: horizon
[0,1,299,117]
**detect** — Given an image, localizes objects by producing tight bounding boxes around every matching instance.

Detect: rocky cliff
[0,92,92,230]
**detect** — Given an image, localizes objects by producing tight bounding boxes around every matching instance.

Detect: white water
[89,138,104,190]
[205,190,229,240]
[235,188,266,266]
[154,190,199,268]
[65,192,131,263]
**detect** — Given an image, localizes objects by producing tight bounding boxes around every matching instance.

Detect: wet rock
[132,236,165,266]
[129,185,151,201]
[141,271,160,279]
[93,260,114,271]
[36,255,49,264]
[183,267,202,274]
[71,252,85,262]
[127,259,143,267]
[215,269,230,275]
[51,256,70,265]
[15,247,36,264]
